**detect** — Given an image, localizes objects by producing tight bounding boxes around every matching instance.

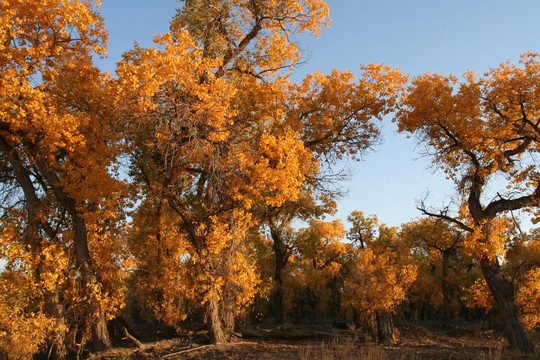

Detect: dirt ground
[89,322,540,360]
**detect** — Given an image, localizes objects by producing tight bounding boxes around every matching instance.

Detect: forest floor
[89,321,540,360]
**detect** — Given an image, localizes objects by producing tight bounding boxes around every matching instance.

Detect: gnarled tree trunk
[481,257,534,354]
[207,289,226,344]
[376,312,397,344]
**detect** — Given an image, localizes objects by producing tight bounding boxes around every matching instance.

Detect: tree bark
[271,225,289,325]
[376,312,396,344]
[0,139,68,358]
[34,155,111,351]
[207,289,226,344]
[43,287,68,359]
[481,257,534,354]
[221,286,236,334]
[441,250,452,327]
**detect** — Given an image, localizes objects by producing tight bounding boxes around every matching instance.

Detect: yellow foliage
[462,278,496,311]
[516,268,540,329]
[345,223,417,317]
[0,272,55,360]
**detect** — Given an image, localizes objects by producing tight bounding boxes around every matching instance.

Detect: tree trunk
[329,277,342,322]
[441,251,452,327]
[72,215,111,351]
[90,311,111,351]
[271,226,289,325]
[207,289,226,344]
[34,155,111,351]
[376,312,396,344]
[0,139,68,358]
[43,289,68,359]
[481,257,534,354]
[221,287,236,334]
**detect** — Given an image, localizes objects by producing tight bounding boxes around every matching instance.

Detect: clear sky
[95,0,540,229]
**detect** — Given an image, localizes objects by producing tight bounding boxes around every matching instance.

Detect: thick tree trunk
[207,289,226,344]
[221,287,236,334]
[273,284,285,325]
[91,312,111,351]
[376,312,396,344]
[481,257,534,354]
[72,215,111,351]
[43,289,68,359]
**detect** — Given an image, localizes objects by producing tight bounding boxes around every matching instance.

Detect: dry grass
[298,338,389,360]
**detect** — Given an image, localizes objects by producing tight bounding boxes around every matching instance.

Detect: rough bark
[43,287,68,359]
[207,289,226,344]
[376,312,396,344]
[221,287,236,334]
[481,257,534,354]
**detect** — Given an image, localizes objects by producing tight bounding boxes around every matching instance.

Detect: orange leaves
[170,0,330,76]
[396,53,540,188]
[0,272,55,359]
[344,215,418,317]
[236,128,316,208]
[288,65,406,161]
[395,53,540,265]
[515,267,540,329]
[295,219,347,272]
[117,31,232,117]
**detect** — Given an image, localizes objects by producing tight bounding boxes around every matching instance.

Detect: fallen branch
[121,326,143,348]
[160,344,214,359]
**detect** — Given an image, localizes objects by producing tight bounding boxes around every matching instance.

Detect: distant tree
[401,218,465,326]
[345,213,417,343]
[291,219,348,322]
[347,211,378,249]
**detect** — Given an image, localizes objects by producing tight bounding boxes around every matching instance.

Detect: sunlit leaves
[345,215,417,318]
[395,53,540,258]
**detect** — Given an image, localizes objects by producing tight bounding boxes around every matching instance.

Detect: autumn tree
[290,219,348,322]
[260,64,406,324]
[117,0,335,343]
[117,0,408,342]
[395,53,540,353]
[347,210,378,249]
[401,218,466,326]
[0,0,127,355]
[345,212,417,343]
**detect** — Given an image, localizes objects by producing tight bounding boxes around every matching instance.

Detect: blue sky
[95,0,540,229]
